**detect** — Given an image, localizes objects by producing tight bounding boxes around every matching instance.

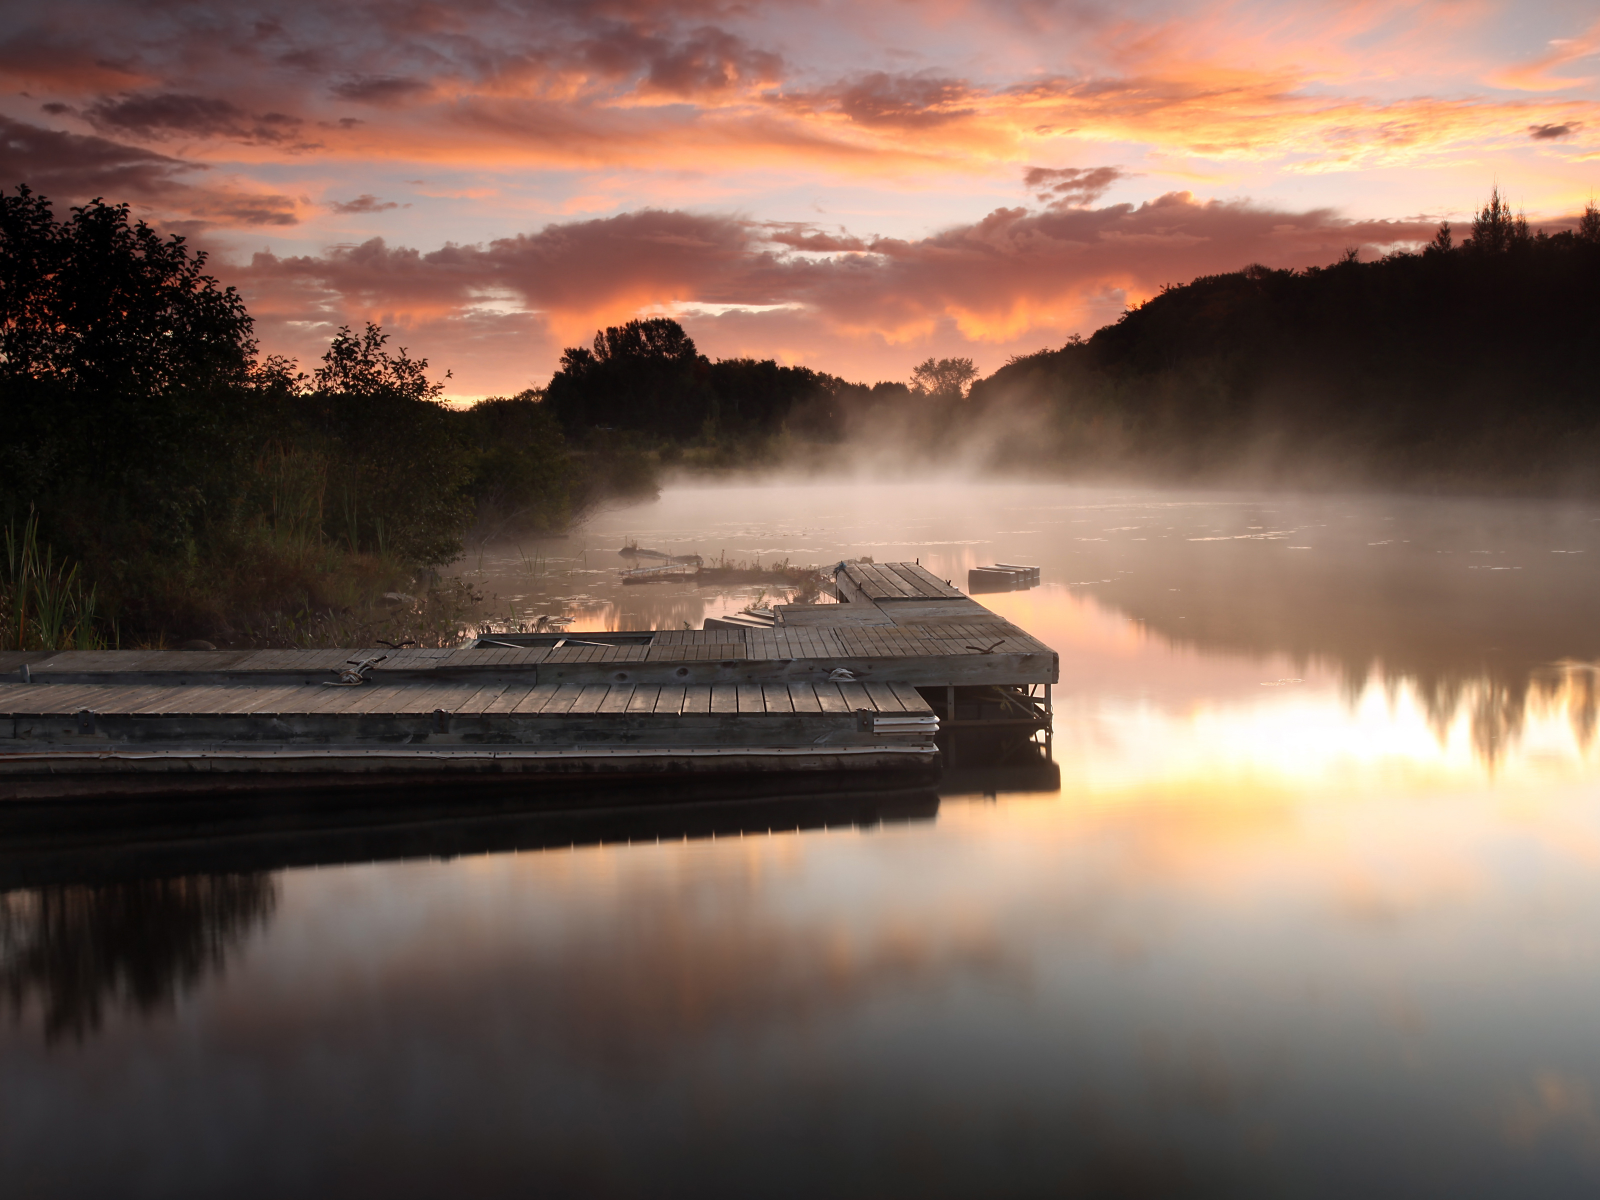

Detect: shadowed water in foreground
[4,482,1600,1198]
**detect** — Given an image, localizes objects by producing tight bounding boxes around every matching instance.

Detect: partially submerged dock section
[0,563,1056,801]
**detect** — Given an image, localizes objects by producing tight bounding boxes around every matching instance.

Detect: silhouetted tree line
[543,321,995,463]
[1,873,277,1044]
[546,317,840,445]
[968,189,1600,488]
[544,189,1600,493]
[0,187,599,639]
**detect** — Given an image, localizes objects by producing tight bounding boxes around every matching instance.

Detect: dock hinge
[857,710,940,736]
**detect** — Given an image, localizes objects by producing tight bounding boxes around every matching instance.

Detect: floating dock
[0,562,1056,801]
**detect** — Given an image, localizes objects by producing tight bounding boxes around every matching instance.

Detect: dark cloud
[0,113,197,199]
[1024,165,1125,207]
[330,76,432,105]
[644,26,782,95]
[85,92,310,145]
[245,209,755,316]
[0,29,145,92]
[0,115,298,226]
[1528,123,1574,140]
[831,73,976,129]
[763,224,870,252]
[329,194,400,213]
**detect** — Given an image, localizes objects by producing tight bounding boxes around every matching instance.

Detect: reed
[0,514,111,651]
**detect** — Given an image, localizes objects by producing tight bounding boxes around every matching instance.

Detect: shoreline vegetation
[4,184,1597,648]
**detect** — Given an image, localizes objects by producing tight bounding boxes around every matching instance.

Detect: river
[5,480,1600,1197]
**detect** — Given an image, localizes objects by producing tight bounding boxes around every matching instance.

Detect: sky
[2,0,1597,398]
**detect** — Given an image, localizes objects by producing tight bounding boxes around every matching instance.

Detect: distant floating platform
[967,564,1041,593]
[0,562,1056,802]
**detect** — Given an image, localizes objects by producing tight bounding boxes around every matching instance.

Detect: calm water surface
[6,481,1600,1198]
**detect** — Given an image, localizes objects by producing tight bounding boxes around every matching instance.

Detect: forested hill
[538,191,1600,491]
[969,195,1600,489]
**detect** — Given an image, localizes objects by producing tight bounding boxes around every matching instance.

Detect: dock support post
[946,683,957,769]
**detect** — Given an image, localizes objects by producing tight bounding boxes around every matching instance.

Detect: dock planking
[1,563,1048,799]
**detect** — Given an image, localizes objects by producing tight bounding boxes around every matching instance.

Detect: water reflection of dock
[0,562,1057,801]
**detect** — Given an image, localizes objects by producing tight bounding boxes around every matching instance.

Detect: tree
[0,186,254,393]
[297,323,470,564]
[591,317,698,364]
[0,187,258,548]
[455,391,577,535]
[910,356,978,399]
[1468,185,1530,254]
[1428,222,1453,253]
[1580,200,1600,245]
[313,322,446,402]
[544,317,711,437]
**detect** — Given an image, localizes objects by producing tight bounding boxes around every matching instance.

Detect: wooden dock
[0,562,1056,801]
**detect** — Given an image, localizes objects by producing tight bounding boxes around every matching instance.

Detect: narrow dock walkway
[0,562,1055,800]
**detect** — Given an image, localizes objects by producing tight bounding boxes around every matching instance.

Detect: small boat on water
[967,563,1041,593]
[620,564,699,585]
[619,544,702,566]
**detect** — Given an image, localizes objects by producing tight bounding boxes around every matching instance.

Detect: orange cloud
[8,0,1597,192]
[232,192,1440,392]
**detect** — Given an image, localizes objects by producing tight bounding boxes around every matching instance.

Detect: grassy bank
[1,189,653,649]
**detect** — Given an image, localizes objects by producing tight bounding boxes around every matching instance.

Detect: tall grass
[1,514,111,651]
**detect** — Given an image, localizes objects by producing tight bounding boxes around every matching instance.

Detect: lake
[5,480,1600,1197]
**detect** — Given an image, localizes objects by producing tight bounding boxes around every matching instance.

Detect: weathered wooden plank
[836,681,870,711]
[540,683,587,715]
[597,685,635,714]
[0,652,60,672]
[681,685,711,714]
[736,684,765,714]
[483,684,537,714]
[890,682,932,713]
[384,682,472,714]
[788,683,822,714]
[871,563,921,598]
[762,684,794,713]
[864,682,904,712]
[28,650,165,675]
[420,682,497,714]
[502,682,555,714]
[207,685,300,715]
[814,683,852,714]
[654,685,686,715]
[711,685,738,714]
[447,681,509,714]
[889,562,963,598]
[306,685,380,715]
[114,685,207,712]
[0,683,123,713]
[37,685,139,713]
[561,683,610,715]
[307,683,385,715]
[626,685,660,714]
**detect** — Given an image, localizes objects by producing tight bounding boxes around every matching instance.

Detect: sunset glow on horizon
[4,0,1596,395]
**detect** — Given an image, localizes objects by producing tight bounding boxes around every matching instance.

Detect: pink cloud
[231,192,1439,393]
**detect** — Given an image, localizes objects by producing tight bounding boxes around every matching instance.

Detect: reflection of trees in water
[0,874,277,1043]
[1368,662,1596,769]
[1078,506,1600,772]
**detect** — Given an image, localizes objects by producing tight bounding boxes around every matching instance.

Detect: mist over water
[6,481,1600,1197]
